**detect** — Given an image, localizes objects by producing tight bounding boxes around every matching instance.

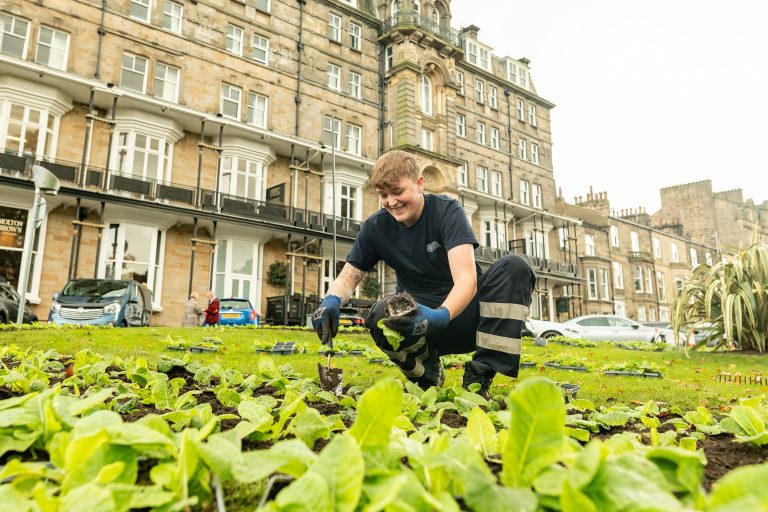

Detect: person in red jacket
[203,290,220,326]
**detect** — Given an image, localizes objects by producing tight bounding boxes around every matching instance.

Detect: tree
[361,273,381,300]
[672,242,768,352]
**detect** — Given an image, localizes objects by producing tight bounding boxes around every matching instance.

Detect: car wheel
[541,330,561,339]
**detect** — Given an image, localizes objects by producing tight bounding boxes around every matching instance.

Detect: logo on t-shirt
[426,241,441,253]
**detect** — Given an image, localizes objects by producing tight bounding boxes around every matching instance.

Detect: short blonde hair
[370,150,420,189]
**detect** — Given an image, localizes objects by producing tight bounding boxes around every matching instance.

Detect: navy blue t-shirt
[347,194,480,308]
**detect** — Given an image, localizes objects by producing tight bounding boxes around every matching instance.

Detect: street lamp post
[17,165,60,324]
[322,117,338,280]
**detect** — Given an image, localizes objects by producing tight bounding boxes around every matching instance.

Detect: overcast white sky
[450,0,768,214]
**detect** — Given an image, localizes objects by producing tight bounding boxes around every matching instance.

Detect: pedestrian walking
[182,291,203,327]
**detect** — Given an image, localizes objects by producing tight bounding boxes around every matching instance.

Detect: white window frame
[490,126,500,149]
[327,63,341,91]
[113,131,171,182]
[631,231,640,252]
[475,166,487,193]
[220,83,242,120]
[587,268,598,300]
[656,271,666,301]
[475,121,486,145]
[457,162,467,186]
[385,46,393,71]
[348,71,362,98]
[348,21,361,50]
[516,98,524,120]
[705,252,712,265]
[420,75,432,115]
[634,265,643,292]
[162,1,183,34]
[530,142,539,164]
[219,156,266,201]
[645,267,654,294]
[532,183,542,208]
[690,248,699,268]
[466,40,491,71]
[35,26,69,71]
[600,268,610,300]
[518,138,527,160]
[456,70,464,95]
[528,104,537,126]
[252,34,269,65]
[339,184,359,220]
[226,25,244,56]
[653,237,661,258]
[671,242,679,263]
[213,239,264,312]
[255,0,270,12]
[490,170,502,197]
[610,225,620,247]
[519,179,529,205]
[474,78,484,103]
[323,115,341,149]
[153,62,179,103]
[585,234,595,256]
[121,53,148,93]
[328,13,342,42]
[346,123,362,155]
[130,0,152,23]
[247,92,268,128]
[489,86,498,109]
[420,128,433,151]
[456,113,466,137]
[0,13,30,59]
[0,101,60,158]
[613,261,624,289]
[637,305,647,322]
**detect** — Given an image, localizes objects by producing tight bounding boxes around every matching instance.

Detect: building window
[0,13,29,59]
[252,35,269,65]
[530,142,539,164]
[456,71,464,95]
[35,26,69,70]
[466,40,490,71]
[516,98,524,120]
[674,278,684,292]
[348,71,362,98]
[645,268,653,294]
[630,231,640,252]
[490,127,500,149]
[226,25,243,56]
[585,234,595,256]
[129,0,151,22]
[532,183,542,208]
[600,268,610,300]
[220,83,242,120]
[346,123,362,155]
[213,239,262,310]
[652,237,661,258]
[114,131,170,181]
[323,115,341,149]
[491,170,502,197]
[255,0,270,12]
[656,271,666,301]
[475,166,487,193]
[457,162,467,186]
[587,269,598,300]
[101,223,164,307]
[671,242,679,263]
[162,1,183,33]
[474,79,484,103]
[349,21,361,50]
[121,53,148,93]
[420,75,432,115]
[518,138,527,160]
[519,179,529,205]
[456,114,465,137]
[327,63,341,91]
[690,248,699,267]
[219,156,265,200]
[634,265,643,292]
[705,251,712,265]
[420,129,433,151]
[637,305,647,322]
[613,261,624,289]
[496,222,507,251]
[475,122,486,145]
[247,92,267,128]
[339,184,358,220]
[385,46,393,70]
[489,86,498,109]
[482,221,492,247]
[153,63,179,102]
[610,225,620,247]
[328,13,342,42]
[558,227,569,249]
[528,104,537,126]
[1,102,58,158]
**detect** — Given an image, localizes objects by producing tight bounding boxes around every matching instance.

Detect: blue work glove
[312,295,341,345]
[384,303,451,338]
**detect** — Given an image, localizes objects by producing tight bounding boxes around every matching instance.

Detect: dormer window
[465,39,491,71]
[505,58,530,90]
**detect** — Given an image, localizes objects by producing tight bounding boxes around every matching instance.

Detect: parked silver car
[564,315,663,342]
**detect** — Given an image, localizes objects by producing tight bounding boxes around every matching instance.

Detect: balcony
[0,151,361,238]
[628,251,653,262]
[474,246,578,278]
[380,12,463,49]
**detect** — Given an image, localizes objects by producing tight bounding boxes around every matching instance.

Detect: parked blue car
[218,298,259,326]
[49,278,151,327]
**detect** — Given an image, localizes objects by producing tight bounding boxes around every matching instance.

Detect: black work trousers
[365,255,536,387]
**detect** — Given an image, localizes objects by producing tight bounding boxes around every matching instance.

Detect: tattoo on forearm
[326,264,366,302]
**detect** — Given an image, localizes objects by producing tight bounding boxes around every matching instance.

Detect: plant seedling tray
[166,346,185,351]
[545,363,588,372]
[348,350,365,356]
[191,346,217,353]
[368,357,387,364]
[603,370,662,378]
[520,361,537,369]
[560,383,580,402]
[271,342,296,355]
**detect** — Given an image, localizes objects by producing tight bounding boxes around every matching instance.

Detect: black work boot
[462,361,495,398]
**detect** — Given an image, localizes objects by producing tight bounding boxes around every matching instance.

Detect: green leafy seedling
[377,319,404,350]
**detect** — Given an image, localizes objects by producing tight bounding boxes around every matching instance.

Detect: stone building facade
[0,0,584,325]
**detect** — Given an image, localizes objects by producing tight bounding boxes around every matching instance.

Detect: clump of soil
[385,292,418,318]
[700,435,768,490]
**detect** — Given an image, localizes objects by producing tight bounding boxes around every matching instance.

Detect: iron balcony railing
[474,246,578,277]
[381,12,463,48]
[0,150,362,238]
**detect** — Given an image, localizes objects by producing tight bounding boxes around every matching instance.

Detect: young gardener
[313,150,536,395]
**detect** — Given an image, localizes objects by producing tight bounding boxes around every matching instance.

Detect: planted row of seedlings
[1,343,767,511]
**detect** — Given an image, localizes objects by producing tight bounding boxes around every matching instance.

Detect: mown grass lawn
[2,325,766,410]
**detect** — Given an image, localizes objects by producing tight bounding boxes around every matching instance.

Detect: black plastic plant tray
[520,361,537,369]
[271,342,296,355]
[603,370,662,378]
[348,350,365,355]
[560,383,580,402]
[545,363,588,372]
[190,346,217,353]
[166,346,186,351]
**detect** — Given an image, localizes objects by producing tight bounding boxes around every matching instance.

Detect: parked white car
[527,318,580,339]
[529,315,664,343]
